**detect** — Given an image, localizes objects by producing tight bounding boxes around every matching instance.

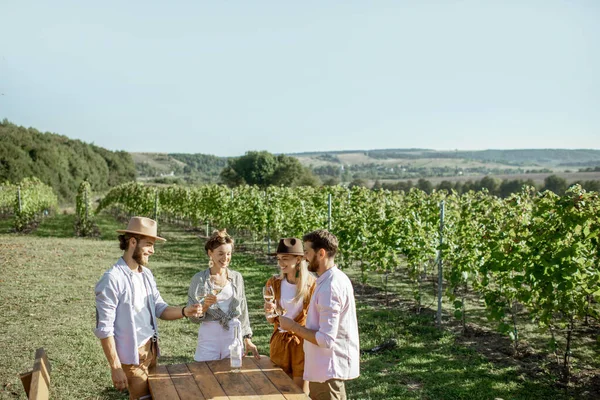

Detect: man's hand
[244,339,260,360]
[185,303,203,318]
[111,366,128,391]
[278,316,295,332]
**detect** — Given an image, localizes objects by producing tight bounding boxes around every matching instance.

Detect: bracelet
[181,306,186,317]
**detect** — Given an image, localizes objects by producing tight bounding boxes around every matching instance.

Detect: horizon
[1,1,598,156]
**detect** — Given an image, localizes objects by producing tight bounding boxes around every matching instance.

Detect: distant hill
[0,120,136,202]
[291,148,600,183]
[131,152,227,184]
[292,148,600,166]
[3,117,598,198]
[131,148,600,185]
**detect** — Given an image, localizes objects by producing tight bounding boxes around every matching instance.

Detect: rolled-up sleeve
[315,288,342,349]
[238,276,253,338]
[94,273,118,339]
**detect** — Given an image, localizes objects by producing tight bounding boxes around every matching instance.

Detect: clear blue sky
[1,1,598,157]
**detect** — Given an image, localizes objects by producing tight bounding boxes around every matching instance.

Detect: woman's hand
[203,294,217,312]
[264,301,276,322]
[244,339,260,360]
[278,316,295,332]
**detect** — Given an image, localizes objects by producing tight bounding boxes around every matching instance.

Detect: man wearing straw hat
[94,217,202,400]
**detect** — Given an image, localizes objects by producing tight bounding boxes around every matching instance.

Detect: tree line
[0,120,136,202]
[369,175,600,197]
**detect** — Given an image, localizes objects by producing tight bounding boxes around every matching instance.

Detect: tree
[417,178,433,194]
[542,175,568,195]
[348,178,369,189]
[322,176,340,186]
[271,155,305,186]
[220,151,277,187]
[295,172,321,187]
[437,180,453,192]
[220,151,319,188]
[499,179,524,198]
[479,176,500,196]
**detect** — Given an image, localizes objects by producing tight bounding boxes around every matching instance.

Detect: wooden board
[207,359,261,400]
[251,356,309,400]
[28,348,51,400]
[187,362,229,400]
[148,364,180,400]
[166,364,206,400]
[240,357,286,400]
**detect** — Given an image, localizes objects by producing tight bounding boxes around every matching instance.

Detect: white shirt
[131,270,155,347]
[303,266,360,383]
[216,281,234,314]
[278,279,303,332]
[95,258,169,365]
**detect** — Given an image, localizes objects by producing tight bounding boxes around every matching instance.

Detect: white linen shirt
[94,257,169,365]
[303,266,360,383]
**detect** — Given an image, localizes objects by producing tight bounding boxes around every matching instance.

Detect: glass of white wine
[208,278,222,309]
[263,286,276,318]
[195,285,208,304]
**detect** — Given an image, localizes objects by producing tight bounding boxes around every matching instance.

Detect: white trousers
[194,319,242,362]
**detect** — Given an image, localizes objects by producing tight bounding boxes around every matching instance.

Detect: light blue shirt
[94,257,169,365]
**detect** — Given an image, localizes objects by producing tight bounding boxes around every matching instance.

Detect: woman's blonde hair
[279,257,315,303]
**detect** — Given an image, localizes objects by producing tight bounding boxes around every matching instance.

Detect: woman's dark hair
[205,229,234,253]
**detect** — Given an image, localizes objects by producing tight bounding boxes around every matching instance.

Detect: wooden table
[148,355,310,400]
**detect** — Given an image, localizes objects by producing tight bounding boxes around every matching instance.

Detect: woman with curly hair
[187,229,259,362]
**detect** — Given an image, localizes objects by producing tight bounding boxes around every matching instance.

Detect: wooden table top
[148,355,310,400]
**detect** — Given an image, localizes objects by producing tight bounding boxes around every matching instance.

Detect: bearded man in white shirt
[95,217,202,400]
[279,230,360,400]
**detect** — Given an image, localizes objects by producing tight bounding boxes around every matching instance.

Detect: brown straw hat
[272,238,304,256]
[116,217,166,242]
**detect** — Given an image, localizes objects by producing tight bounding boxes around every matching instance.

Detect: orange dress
[266,276,315,378]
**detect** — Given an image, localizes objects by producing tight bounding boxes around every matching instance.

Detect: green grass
[0,215,590,399]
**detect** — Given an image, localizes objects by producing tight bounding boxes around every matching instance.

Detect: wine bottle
[229,324,243,372]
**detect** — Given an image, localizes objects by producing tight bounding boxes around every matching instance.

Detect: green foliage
[220,151,319,187]
[7,177,59,231]
[75,181,98,237]
[169,153,228,181]
[96,181,600,380]
[542,174,569,195]
[0,120,136,202]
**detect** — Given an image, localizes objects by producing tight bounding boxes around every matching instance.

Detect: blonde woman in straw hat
[95,217,203,400]
[187,229,260,362]
[264,238,316,394]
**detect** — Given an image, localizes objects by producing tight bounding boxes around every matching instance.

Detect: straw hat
[272,238,303,256]
[116,217,166,242]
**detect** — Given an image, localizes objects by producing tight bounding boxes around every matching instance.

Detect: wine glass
[210,277,223,296]
[263,286,276,318]
[208,278,222,309]
[195,285,208,304]
[275,305,287,317]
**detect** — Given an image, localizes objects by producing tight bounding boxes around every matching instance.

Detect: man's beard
[132,244,147,266]
[307,254,319,273]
